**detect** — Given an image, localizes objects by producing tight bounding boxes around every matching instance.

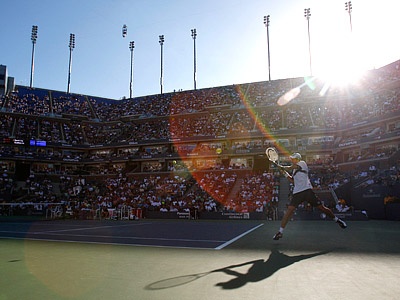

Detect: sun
[313,34,368,94]
[316,58,365,92]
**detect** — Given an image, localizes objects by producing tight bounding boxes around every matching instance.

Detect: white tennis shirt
[292,160,313,194]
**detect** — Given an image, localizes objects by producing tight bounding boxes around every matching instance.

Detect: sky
[1,0,399,100]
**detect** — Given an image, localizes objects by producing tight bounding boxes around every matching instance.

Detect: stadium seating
[0,60,399,219]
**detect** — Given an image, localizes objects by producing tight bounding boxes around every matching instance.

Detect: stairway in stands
[226,174,246,202]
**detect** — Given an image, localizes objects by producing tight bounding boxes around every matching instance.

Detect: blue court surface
[0,219,264,249]
[1,219,399,300]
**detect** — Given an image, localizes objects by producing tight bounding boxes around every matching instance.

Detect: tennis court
[1,219,399,300]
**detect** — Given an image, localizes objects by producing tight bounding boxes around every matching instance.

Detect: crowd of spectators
[235,171,280,217]
[0,61,399,218]
[0,61,397,147]
[52,171,260,218]
[0,166,285,218]
[1,88,399,148]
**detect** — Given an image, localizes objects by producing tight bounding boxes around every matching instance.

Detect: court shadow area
[145,248,330,291]
[214,248,330,289]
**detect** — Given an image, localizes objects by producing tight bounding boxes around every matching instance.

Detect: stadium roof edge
[10,58,400,101]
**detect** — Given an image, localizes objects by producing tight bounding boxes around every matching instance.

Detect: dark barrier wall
[385,203,400,221]
[351,185,389,219]
[201,212,266,220]
[144,211,368,221]
[336,182,399,220]
[146,211,267,220]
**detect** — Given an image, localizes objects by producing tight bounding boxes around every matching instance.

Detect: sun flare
[314,34,368,92]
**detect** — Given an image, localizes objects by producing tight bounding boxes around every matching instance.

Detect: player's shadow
[145,248,330,290]
[214,248,330,289]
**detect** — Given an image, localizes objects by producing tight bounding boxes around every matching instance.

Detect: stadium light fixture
[345,1,353,33]
[304,8,312,76]
[30,25,38,88]
[159,35,165,94]
[67,33,75,94]
[129,41,135,98]
[122,24,128,38]
[263,15,271,81]
[191,29,197,90]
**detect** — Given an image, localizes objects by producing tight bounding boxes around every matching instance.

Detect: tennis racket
[265,147,290,177]
[265,147,279,165]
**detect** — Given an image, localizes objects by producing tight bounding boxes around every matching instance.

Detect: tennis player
[273,152,347,240]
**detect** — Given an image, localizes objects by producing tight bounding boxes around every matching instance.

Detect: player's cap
[289,153,302,160]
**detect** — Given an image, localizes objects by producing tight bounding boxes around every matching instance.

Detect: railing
[329,187,339,204]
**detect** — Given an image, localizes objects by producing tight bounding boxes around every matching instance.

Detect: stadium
[1,60,400,299]
[0,60,399,221]
[1,1,400,299]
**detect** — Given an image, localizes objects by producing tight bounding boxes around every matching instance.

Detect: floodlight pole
[263,15,271,81]
[159,35,165,94]
[345,1,353,33]
[67,33,75,94]
[304,8,312,76]
[30,25,38,88]
[191,28,197,90]
[129,41,135,98]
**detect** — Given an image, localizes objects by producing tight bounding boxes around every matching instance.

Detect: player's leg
[281,205,296,229]
[273,205,296,240]
[316,204,347,229]
[307,190,347,229]
[316,204,335,218]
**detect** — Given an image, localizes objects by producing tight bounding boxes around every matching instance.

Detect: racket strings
[266,147,279,162]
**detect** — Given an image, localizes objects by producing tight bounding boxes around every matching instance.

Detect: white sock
[279,227,284,233]
[333,216,338,222]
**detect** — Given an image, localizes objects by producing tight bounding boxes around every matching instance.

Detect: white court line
[214,223,264,250]
[0,236,214,250]
[0,222,264,250]
[27,232,227,243]
[32,222,152,234]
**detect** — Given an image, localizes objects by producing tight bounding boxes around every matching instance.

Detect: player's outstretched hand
[277,164,285,171]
